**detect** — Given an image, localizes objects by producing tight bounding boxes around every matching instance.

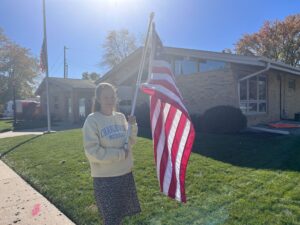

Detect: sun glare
[107,0,140,8]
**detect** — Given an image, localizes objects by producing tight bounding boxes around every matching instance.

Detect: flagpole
[43,0,51,133]
[130,12,154,117]
[124,12,155,150]
[147,23,156,80]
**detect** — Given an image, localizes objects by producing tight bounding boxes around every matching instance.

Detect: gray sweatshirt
[82,111,137,177]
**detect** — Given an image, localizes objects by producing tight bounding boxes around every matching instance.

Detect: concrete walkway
[0,121,82,139]
[0,160,75,225]
[0,131,44,139]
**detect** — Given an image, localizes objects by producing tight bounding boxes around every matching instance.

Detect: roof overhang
[98,46,300,84]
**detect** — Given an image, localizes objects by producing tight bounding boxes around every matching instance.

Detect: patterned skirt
[93,172,141,225]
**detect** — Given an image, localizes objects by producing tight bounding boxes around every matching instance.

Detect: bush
[190,114,202,132]
[13,119,47,131]
[201,105,247,134]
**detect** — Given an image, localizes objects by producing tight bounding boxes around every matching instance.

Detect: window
[240,80,247,100]
[288,79,296,91]
[249,77,257,100]
[174,58,228,76]
[175,60,198,75]
[199,60,228,72]
[79,98,85,117]
[68,98,72,114]
[239,75,267,114]
[53,96,59,110]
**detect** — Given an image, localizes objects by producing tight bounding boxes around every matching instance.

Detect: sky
[0,0,299,80]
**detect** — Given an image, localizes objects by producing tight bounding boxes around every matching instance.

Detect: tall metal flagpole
[43,0,51,133]
[124,12,155,149]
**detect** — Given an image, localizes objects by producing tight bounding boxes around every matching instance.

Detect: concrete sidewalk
[0,131,44,139]
[0,160,75,225]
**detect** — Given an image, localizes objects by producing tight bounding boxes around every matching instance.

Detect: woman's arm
[82,117,126,163]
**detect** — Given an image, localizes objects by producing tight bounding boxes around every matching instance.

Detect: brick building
[97,47,300,126]
[35,78,95,123]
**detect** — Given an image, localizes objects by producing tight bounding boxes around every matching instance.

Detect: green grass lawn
[0,119,12,132]
[1,130,300,225]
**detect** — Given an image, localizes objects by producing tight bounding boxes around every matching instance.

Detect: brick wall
[111,60,300,127]
[282,73,300,119]
[175,69,238,115]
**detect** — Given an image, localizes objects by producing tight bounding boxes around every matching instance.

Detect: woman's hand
[127,115,136,125]
[123,143,129,158]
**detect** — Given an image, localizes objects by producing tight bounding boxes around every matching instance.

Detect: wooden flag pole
[124,12,155,150]
[130,12,154,117]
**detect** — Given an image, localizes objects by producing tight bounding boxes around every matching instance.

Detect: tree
[235,14,300,67]
[0,28,40,109]
[82,72,100,81]
[101,29,138,69]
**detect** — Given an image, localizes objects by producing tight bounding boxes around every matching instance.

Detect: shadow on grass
[0,135,43,159]
[193,132,300,172]
[138,127,300,172]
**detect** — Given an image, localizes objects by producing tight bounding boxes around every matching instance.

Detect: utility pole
[10,68,17,128]
[64,46,68,79]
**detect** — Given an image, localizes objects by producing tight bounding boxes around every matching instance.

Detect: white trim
[249,126,290,135]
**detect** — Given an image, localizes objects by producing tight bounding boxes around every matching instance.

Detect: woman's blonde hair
[92,82,117,112]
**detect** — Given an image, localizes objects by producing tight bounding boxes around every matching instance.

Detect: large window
[54,96,59,110]
[79,98,86,117]
[239,75,267,114]
[200,60,228,72]
[175,60,198,75]
[68,98,72,115]
[174,58,228,76]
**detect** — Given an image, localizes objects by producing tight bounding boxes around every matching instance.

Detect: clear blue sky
[0,0,299,79]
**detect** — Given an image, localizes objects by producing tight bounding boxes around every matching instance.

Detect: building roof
[49,77,96,88]
[97,46,300,84]
[35,77,96,95]
[164,47,300,75]
[96,48,143,84]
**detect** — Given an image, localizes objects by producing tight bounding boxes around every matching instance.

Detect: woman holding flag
[82,83,141,225]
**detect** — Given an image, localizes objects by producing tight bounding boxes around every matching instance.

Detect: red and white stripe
[141,60,195,203]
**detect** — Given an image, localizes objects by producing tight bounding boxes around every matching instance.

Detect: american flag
[40,38,47,72]
[141,57,195,202]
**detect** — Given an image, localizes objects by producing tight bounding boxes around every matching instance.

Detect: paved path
[0,131,44,139]
[0,160,76,225]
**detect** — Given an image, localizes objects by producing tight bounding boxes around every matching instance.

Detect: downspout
[239,62,271,82]
[237,62,271,111]
[278,74,282,119]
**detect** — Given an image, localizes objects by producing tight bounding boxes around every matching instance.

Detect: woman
[82,83,141,225]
